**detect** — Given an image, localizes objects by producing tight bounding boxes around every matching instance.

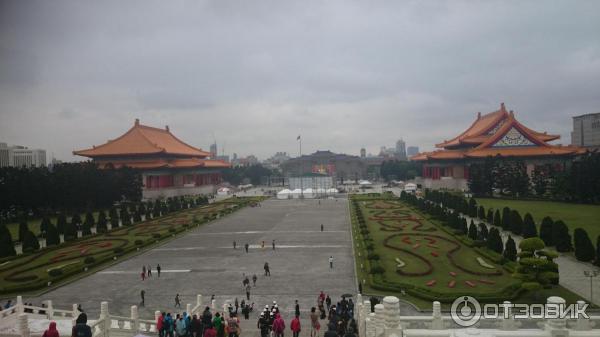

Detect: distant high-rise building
[395,139,406,160]
[209,143,217,158]
[360,148,366,158]
[407,146,420,157]
[572,112,600,149]
[0,142,46,168]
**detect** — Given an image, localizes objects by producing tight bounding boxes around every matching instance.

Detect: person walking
[323,323,337,337]
[42,322,59,337]
[272,240,276,250]
[157,264,162,277]
[328,256,334,269]
[140,290,145,306]
[191,315,202,337]
[234,298,239,314]
[213,313,224,337]
[157,312,165,337]
[310,307,320,337]
[244,243,249,253]
[261,241,265,249]
[321,224,323,232]
[264,262,270,276]
[290,315,301,337]
[245,284,251,300]
[141,270,146,281]
[203,323,216,337]
[164,313,175,337]
[294,300,300,317]
[233,241,237,250]
[175,294,181,308]
[257,312,269,337]
[201,307,212,336]
[143,265,146,276]
[226,313,240,337]
[175,314,186,337]
[148,265,152,277]
[272,313,285,337]
[252,274,257,286]
[72,313,92,337]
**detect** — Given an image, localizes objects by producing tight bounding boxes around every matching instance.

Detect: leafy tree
[510,210,523,235]
[573,228,595,262]
[18,220,28,242]
[71,214,82,231]
[539,216,554,246]
[40,216,52,236]
[120,208,131,226]
[501,207,511,230]
[478,222,489,240]
[109,207,119,229]
[552,221,573,252]
[82,211,94,236]
[493,209,502,228]
[132,206,142,223]
[468,198,478,217]
[22,230,40,252]
[468,220,478,240]
[522,213,537,238]
[514,238,559,292]
[153,199,162,217]
[477,206,485,220]
[0,224,16,257]
[487,228,504,254]
[96,210,108,233]
[56,212,67,235]
[63,215,78,240]
[467,157,495,196]
[486,209,494,224]
[460,217,468,235]
[504,235,517,261]
[46,223,60,246]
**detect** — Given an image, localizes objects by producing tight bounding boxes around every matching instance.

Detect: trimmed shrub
[539,217,554,246]
[113,247,124,254]
[135,239,144,245]
[46,223,60,246]
[487,228,503,254]
[468,220,478,241]
[493,210,502,228]
[168,228,176,233]
[18,220,28,242]
[56,213,67,235]
[96,210,108,233]
[509,210,523,235]
[553,221,573,252]
[370,265,385,274]
[82,211,94,236]
[503,235,517,261]
[478,223,489,241]
[152,233,161,239]
[596,235,600,267]
[40,217,52,235]
[84,256,96,264]
[486,209,494,224]
[478,206,485,220]
[0,225,16,257]
[522,213,537,238]
[48,269,63,277]
[574,228,595,262]
[501,207,511,230]
[22,230,40,252]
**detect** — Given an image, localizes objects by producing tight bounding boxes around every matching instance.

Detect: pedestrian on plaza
[164,313,175,337]
[201,307,212,335]
[72,313,92,337]
[272,240,276,250]
[141,270,146,281]
[233,241,237,250]
[234,298,239,313]
[157,312,165,337]
[272,313,285,337]
[175,314,186,337]
[290,314,301,337]
[157,264,162,277]
[203,323,216,337]
[321,224,323,232]
[143,265,146,275]
[323,323,337,337]
[329,256,334,269]
[242,304,250,320]
[246,284,251,301]
[148,265,152,277]
[348,319,358,337]
[261,241,265,249]
[175,294,181,308]
[4,300,12,309]
[226,312,240,337]
[213,313,224,337]
[244,243,249,253]
[252,274,257,286]
[264,262,270,276]
[310,308,320,337]
[140,289,145,306]
[257,312,269,337]
[294,300,300,317]
[191,315,202,337]
[42,321,59,337]
[77,304,85,313]
[325,295,331,311]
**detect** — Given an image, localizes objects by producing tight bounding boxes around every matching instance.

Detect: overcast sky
[1,0,599,161]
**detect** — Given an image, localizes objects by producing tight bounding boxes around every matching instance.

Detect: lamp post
[583,270,599,304]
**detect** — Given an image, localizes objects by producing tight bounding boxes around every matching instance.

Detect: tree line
[467,151,600,203]
[0,162,142,222]
[221,164,279,186]
[380,160,422,181]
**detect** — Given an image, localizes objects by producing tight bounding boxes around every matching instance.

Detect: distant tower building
[395,139,407,160]
[572,112,600,150]
[210,143,217,158]
[0,142,46,168]
[360,148,366,158]
[406,146,420,157]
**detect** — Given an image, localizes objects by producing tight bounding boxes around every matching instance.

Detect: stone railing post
[186,303,192,315]
[366,312,376,337]
[100,301,110,337]
[211,298,216,311]
[544,296,568,337]
[131,305,139,332]
[16,296,24,315]
[46,300,54,320]
[72,304,79,326]
[574,301,591,331]
[374,303,385,337]
[383,296,402,337]
[18,314,30,337]
[197,294,203,311]
[362,300,371,337]
[431,301,443,329]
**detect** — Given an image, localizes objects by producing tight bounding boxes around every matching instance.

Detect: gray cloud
[1,0,599,161]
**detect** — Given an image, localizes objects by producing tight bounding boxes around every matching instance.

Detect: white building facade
[0,143,47,168]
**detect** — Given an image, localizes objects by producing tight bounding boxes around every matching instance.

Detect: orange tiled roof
[435,103,559,148]
[99,158,230,169]
[411,103,585,161]
[74,119,210,158]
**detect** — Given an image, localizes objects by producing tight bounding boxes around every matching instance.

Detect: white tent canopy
[217,187,231,196]
[277,189,291,199]
[358,180,372,186]
[404,183,417,192]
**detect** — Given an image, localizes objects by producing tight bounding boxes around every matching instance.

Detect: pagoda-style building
[411,103,585,190]
[74,119,230,199]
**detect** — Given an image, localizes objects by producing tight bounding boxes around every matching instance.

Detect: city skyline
[1,1,599,161]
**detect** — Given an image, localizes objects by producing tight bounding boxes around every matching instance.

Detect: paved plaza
[22,198,357,327]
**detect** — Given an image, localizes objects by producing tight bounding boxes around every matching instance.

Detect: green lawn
[476,198,600,241]
[0,196,265,295]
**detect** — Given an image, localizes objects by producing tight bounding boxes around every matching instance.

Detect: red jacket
[290,318,301,332]
[157,315,164,331]
[273,316,285,333]
[43,322,59,337]
[204,327,217,337]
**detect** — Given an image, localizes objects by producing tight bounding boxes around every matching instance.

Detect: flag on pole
[297,135,301,140]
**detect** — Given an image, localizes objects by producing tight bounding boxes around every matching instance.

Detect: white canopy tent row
[216,187,231,196]
[276,188,339,199]
[404,183,417,193]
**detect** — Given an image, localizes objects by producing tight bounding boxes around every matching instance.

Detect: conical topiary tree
[22,230,40,252]
[460,217,468,235]
[120,208,131,226]
[522,213,537,238]
[40,216,52,236]
[71,213,82,231]
[493,209,502,228]
[510,210,523,235]
[478,206,485,220]
[486,209,494,224]
[153,200,162,217]
[487,228,504,254]
[553,221,573,252]
[96,210,108,233]
[595,235,600,267]
[468,198,477,217]
[82,211,94,236]
[18,220,28,243]
[56,212,67,236]
[573,228,595,262]
[501,207,511,230]
[503,235,517,261]
[539,216,554,246]
[468,220,478,240]
[0,224,16,257]
[109,207,119,229]
[478,222,489,240]
[64,213,78,240]
[46,223,60,246]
